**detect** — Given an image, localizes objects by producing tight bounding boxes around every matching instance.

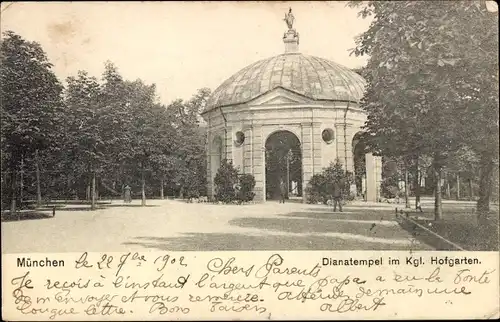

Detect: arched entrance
[265,130,302,200]
[352,131,367,198]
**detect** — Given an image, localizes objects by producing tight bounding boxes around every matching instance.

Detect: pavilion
[201,9,382,202]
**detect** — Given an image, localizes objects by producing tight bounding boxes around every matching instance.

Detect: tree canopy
[1,31,211,211]
[350,1,498,219]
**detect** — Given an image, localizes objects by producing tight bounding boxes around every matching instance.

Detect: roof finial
[284,8,295,30]
[282,8,299,53]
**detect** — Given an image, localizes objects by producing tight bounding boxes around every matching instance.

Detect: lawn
[398,201,499,251]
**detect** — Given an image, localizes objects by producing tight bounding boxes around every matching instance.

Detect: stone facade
[202,21,381,203]
[203,87,382,202]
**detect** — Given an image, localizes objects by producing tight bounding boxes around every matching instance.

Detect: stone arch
[264,130,302,200]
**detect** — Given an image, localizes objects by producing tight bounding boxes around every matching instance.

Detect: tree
[1,31,64,213]
[98,62,131,186]
[214,159,239,203]
[122,80,161,206]
[350,1,498,220]
[64,71,102,208]
[446,146,480,200]
[165,88,211,198]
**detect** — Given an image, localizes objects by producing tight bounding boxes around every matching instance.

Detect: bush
[214,159,256,203]
[306,159,354,204]
[214,159,239,203]
[238,174,256,202]
[305,174,329,204]
[383,185,400,199]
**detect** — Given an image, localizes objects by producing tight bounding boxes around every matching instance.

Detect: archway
[352,131,367,198]
[265,130,302,200]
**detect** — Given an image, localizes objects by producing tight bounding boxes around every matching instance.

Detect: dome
[206,53,366,111]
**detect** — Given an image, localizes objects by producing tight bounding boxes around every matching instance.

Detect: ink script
[3,251,498,320]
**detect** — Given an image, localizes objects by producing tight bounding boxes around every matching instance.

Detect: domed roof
[206,53,366,111]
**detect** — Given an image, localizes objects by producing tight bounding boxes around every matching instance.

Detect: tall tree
[350,1,498,220]
[124,80,167,206]
[64,71,102,208]
[165,89,211,198]
[0,31,64,213]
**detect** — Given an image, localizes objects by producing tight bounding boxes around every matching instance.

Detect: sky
[1,1,373,105]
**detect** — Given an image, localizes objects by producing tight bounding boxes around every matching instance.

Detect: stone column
[223,126,233,162]
[345,126,356,174]
[243,126,253,174]
[365,153,381,202]
[334,123,345,167]
[374,155,382,202]
[207,132,220,200]
[301,123,313,202]
[312,122,322,175]
[252,125,265,202]
[335,123,354,172]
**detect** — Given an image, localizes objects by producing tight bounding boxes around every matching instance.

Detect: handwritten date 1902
[75,252,186,276]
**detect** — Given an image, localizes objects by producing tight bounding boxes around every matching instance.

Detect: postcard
[1,1,499,320]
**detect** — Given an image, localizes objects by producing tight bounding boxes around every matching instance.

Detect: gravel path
[1,199,432,253]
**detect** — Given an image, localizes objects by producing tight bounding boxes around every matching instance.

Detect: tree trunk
[35,150,42,208]
[86,183,91,201]
[20,158,24,205]
[10,169,17,218]
[446,178,451,199]
[141,170,146,206]
[477,151,494,223]
[179,186,184,199]
[456,173,460,200]
[91,172,96,210]
[160,179,164,200]
[468,178,473,201]
[414,156,421,209]
[66,175,72,203]
[434,168,443,221]
[404,166,410,208]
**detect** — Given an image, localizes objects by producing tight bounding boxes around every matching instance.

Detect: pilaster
[252,125,265,201]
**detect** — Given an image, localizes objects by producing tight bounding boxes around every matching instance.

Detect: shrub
[305,174,329,204]
[214,159,239,203]
[214,160,256,203]
[306,159,355,204]
[383,185,400,199]
[238,174,256,202]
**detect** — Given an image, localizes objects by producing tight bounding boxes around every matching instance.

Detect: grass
[400,205,499,251]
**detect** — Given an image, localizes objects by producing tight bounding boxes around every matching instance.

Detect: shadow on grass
[103,204,159,208]
[25,200,112,206]
[2,202,160,218]
[304,206,396,213]
[124,233,418,251]
[398,216,499,251]
[282,211,396,222]
[1,211,54,222]
[229,215,412,240]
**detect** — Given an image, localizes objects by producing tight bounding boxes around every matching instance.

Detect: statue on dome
[284,8,295,30]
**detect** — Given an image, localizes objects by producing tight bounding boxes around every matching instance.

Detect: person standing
[124,185,132,203]
[279,179,287,204]
[332,180,343,212]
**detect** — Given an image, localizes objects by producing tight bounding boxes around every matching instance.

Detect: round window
[322,128,335,144]
[235,131,245,146]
